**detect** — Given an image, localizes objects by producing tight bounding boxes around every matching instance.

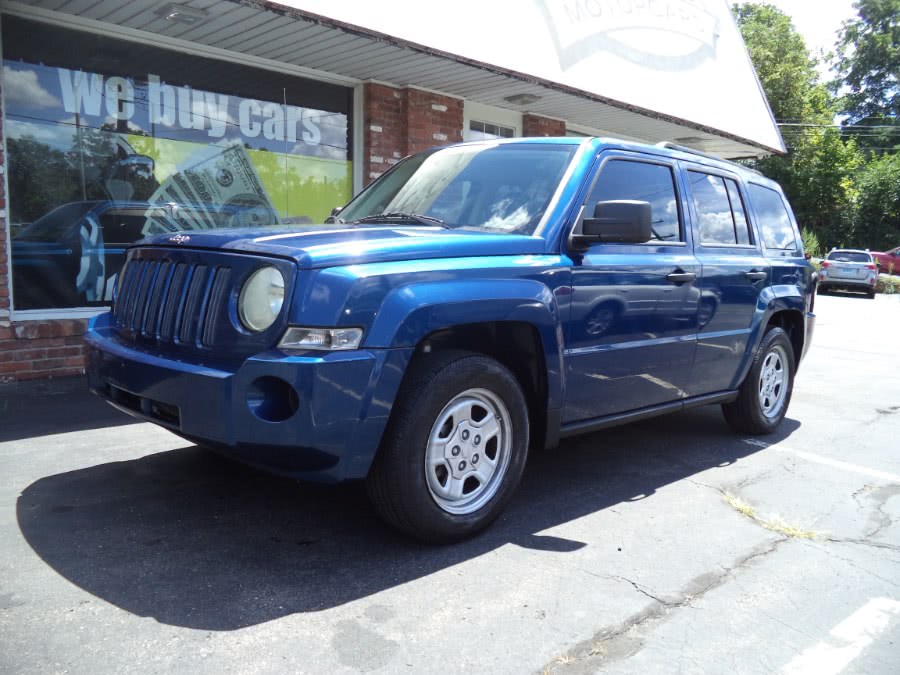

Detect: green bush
[876,274,900,294]
[801,228,822,259]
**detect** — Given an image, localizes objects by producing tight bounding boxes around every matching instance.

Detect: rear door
[683,166,769,396]
[563,151,700,422]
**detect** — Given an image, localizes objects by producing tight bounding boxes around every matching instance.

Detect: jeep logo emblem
[169,234,191,244]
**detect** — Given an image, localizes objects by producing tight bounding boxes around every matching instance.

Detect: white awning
[7,0,784,157]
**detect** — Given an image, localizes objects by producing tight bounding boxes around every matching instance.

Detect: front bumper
[86,313,411,482]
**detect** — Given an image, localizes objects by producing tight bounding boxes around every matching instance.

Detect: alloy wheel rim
[424,388,511,515]
[758,345,788,418]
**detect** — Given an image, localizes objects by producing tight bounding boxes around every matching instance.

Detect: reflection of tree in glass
[9,123,161,225]
[7,137,79,224]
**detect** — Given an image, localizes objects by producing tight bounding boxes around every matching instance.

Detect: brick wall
[406,88,463,155]
[0,66,89,384]
[523,114,566,137]
[0,321,89,383]
[363,83,463,184]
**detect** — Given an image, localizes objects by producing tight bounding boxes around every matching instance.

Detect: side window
[689,171,741,245]
[725,179,752,245]
[588,159,681,242]
[747,184,800,251]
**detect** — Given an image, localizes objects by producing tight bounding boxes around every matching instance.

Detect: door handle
[744,270,768,281]
[666,271,697,284]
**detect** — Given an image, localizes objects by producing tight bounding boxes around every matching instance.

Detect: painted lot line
[782,598,900,675]
[743,439,900,484]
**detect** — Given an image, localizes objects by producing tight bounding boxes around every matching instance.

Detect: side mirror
[325,206,343,224]
[571,200,652,250]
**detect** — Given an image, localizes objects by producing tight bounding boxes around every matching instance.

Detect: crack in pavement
[860,484,899,540]
[825,536,900,553]
[800,540,900,588]
[541,537,787,674]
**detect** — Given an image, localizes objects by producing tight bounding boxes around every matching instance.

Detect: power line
[777,122,900,129]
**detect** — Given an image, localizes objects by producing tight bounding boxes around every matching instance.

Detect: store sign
[58,71,323,144]
[541,0,719,67]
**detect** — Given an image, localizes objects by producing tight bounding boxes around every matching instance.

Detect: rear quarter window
[747,184,799,252]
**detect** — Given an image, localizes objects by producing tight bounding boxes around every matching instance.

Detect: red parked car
[872,246,900,275]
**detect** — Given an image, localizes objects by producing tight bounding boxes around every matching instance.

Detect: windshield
[14,202,100,242]
[338,143,577,235]
[827,251,871,263]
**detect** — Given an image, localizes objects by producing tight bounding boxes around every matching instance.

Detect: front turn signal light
[278,327,363,351]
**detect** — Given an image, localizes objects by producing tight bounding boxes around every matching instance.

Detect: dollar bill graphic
[143,144,278,235]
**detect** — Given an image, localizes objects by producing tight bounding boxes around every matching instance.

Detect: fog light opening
[246,376,299,422]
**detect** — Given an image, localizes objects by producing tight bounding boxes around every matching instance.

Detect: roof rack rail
[654,142,764,176]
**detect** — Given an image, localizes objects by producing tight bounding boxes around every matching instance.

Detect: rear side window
[588,159,681,242]
[725,180,751,245]
[747,184,799,251]
[688,171,753,245]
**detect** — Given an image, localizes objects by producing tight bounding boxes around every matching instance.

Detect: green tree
[853,152,900,248]
[734,3,863,248]
[733,3,829,121]
[833,0,900,122]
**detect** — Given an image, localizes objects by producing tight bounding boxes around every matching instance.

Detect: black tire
[867,289,877,299]
[366,350,529,543]
[722,327,795,435]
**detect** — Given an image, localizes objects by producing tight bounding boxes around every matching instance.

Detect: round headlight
[239,266,285,332]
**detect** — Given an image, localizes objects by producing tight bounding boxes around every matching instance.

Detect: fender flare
[735,286,807,386]
[365,278,566,410]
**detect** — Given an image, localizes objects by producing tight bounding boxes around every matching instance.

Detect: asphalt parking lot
[1,292,898,674]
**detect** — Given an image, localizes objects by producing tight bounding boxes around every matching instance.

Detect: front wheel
[367,350,529,543]
[722,327,795,435]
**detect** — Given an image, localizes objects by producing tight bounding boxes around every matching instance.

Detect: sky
[761,0,859,77]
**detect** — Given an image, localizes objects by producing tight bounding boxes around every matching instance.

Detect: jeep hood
[141,225,547,268]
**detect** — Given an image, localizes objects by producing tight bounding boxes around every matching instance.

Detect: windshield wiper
[351,212,449,228]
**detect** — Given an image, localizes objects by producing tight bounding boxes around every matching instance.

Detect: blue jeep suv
[85,138,816,542]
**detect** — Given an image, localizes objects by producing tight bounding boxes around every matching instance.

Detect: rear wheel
[722,327,795,435]
[367,350,529,543]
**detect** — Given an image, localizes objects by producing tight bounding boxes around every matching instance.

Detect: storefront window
[468,120,516,142]
[3,17,354,310]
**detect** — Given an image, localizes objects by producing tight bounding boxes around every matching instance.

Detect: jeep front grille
[114,259,232,348]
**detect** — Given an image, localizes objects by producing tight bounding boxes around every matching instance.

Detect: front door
[563,154,700,423]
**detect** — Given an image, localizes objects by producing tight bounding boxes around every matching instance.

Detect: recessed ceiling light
[503,93,542,106]
[156,3,208,24]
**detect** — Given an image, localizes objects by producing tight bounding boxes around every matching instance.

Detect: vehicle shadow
[0,378,139,442]
[818,289,872,299]
[17,406,800,631]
